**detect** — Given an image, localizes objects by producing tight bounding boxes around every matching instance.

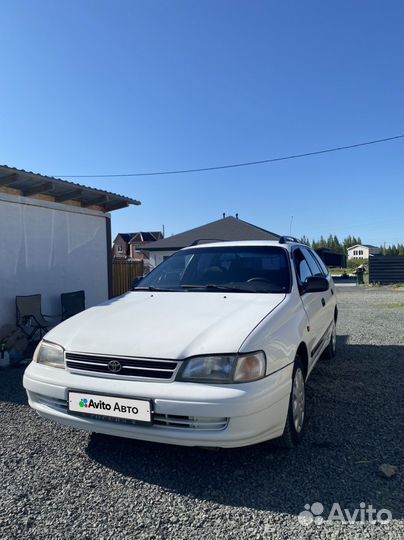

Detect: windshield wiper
[180,284,252,293]
[133,286,173,292]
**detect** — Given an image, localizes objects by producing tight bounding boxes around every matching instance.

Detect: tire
[323,320,337,359]
[278,357,306,449]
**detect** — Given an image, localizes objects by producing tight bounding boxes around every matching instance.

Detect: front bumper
[23,362,293,448]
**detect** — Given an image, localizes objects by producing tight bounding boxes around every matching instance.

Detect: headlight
[34,341,65,369]
[177,351,266,384]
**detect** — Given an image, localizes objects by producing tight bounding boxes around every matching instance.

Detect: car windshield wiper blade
[180,284,252,292]
[133,286,173,292]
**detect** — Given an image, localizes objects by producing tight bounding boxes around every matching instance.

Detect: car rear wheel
[278,357,306,448]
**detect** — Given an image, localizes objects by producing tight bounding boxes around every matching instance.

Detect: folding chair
[61,290,85,320]
[16,294,53,341]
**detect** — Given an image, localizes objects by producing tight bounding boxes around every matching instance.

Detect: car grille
[30,392,68,411]
[153,414,228,431]
[65,352,179,380]
[72,412,228,431]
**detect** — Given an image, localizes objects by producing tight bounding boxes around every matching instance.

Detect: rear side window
[293,249,313,283]
[309,249,330,276]
[301,248,323,277]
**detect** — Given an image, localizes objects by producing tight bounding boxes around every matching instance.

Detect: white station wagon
[24,238,337,448]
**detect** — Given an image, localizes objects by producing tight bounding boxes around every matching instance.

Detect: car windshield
[135,246,291,293]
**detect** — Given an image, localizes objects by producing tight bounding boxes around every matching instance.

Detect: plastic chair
[61,290,85,320]
[16,294,53,341]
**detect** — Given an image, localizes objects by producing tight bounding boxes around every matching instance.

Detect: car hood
[45,291,285,359]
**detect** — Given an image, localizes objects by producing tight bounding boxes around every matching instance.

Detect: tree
[303,235,401,256]
[300,235,311,246]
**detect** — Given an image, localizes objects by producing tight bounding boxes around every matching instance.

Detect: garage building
[0,165,139,327]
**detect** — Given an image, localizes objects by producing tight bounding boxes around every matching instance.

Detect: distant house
[113,233,136,258]
[113,232,163,273]
[347,244,381,261]
[141,215,280,270]
[128,232,164,259]
[113,231,163,259]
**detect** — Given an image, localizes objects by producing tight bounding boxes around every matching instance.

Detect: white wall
[0,192,109,327]
[148,250,176,271]
[347,246,369,260]
[347,245,380,260]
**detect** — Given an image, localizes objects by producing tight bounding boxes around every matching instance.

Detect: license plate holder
[68,391,152,424]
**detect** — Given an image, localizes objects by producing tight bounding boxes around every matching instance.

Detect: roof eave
[0,165,140,211]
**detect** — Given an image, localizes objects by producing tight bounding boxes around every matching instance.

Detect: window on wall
[117,244,123,253]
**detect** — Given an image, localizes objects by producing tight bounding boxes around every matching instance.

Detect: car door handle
[321,298,326,307]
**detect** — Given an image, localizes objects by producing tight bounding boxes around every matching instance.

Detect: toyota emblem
[107,359,122,373]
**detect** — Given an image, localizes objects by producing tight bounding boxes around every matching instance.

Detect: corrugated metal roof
[0,164,140,211]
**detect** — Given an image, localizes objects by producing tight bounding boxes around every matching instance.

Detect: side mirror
[303,276,329,293]
[131,277,142,290]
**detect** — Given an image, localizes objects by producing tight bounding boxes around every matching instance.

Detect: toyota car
[24,238,337,448]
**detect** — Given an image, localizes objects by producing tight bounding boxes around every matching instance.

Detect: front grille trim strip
[66,352,177,365]
[65,352,179,381]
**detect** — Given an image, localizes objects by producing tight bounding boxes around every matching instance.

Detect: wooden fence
[112,259,144,297]
[368,256,404,284]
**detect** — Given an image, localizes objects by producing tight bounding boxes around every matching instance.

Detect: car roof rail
[278,235,301,244]
[189,239,224,246]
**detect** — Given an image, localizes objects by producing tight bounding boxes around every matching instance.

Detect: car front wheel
[278,357,306,448]
[323,321,337,359]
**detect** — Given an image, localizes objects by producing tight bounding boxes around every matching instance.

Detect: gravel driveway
[1,287,403,540]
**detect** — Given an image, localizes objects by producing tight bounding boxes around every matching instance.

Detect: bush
[347,258,367,270]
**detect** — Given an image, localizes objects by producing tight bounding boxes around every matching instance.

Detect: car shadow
[85,336,404,518]
[1,338,402,518]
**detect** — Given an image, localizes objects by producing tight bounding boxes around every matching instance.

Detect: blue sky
[1,1,402,245]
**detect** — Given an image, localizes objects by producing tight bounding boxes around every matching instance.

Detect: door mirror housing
[302,276,329,293]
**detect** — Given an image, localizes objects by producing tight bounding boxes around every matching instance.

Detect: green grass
[329,267,354,277]
[329,268,369,284]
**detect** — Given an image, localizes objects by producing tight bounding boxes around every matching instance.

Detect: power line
[56,134,403,178]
